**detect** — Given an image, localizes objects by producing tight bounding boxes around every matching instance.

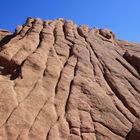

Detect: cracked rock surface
[0,18,140,140]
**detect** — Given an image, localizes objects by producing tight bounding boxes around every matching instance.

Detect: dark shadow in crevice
[10,65,21,80]
[0,64,21,80]
[126,131,131,140]
[0,34,15,48]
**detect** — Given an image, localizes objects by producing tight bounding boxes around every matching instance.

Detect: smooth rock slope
[0,17,140,140]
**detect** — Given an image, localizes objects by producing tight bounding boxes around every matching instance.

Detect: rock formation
[0,17,139,140]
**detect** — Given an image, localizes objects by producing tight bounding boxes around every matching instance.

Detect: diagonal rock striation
[0,17,139,140]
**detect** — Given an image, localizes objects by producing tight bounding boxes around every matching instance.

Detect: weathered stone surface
[0,18,139,140]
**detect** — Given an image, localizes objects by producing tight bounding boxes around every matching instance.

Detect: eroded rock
[0,18,139,140]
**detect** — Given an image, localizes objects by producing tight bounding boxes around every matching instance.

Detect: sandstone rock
[0,18,139,140]
[15,25,23,34]
[99,28,115,39]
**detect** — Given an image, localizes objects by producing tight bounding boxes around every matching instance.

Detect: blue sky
[0,0,140,43]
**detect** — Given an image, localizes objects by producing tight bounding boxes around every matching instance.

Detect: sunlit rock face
[0,17,140,140]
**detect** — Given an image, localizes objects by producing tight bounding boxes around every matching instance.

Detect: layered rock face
[0,17,140,140]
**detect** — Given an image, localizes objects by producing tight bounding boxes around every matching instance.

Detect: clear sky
[0,0,140,43]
